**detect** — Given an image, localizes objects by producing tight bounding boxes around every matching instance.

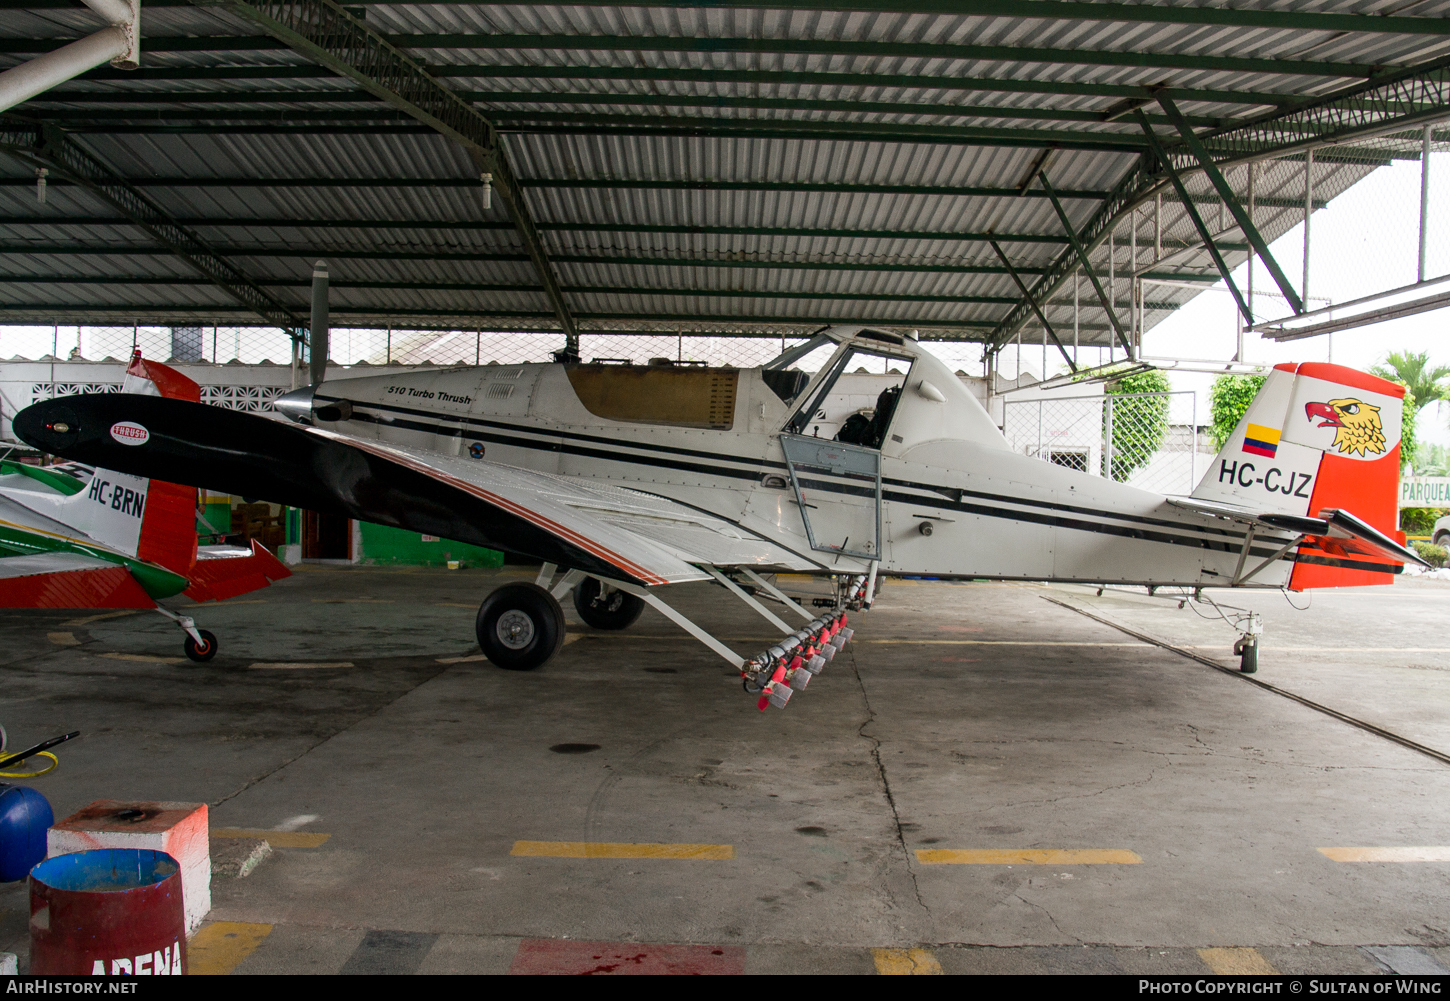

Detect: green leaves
[1208,373,1266,451]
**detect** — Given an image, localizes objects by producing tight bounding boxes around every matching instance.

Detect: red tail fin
[1285,364,1407,590]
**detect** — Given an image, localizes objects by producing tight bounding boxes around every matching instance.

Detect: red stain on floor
[509,939,745,975]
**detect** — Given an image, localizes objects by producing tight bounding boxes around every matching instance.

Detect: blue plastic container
[0,785,53,882]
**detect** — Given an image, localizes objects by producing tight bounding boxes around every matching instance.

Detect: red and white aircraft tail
[1191,362,1411,589]
[40,351,289,602]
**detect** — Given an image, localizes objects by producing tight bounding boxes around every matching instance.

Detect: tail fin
[1192,362,1406,589]
[60,354,201,574]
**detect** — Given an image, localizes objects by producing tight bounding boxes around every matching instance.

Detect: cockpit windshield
[783,346,913,450]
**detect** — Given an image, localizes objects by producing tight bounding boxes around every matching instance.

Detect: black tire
[1239,642,1258,674]
[572,577,645,631]
[184,629,218,663]
[476,582,565,670]
[1434,533,1450,551]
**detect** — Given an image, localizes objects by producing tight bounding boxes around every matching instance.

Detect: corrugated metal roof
[1,1,1445,340]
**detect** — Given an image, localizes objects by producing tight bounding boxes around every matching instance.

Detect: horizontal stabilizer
[1308,508,1429,568]
[185,540,293,602]
[0,553,153,608]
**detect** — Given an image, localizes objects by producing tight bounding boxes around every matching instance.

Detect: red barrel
[29,848,186,975]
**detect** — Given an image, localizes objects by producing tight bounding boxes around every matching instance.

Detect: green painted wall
[357,522,504,568]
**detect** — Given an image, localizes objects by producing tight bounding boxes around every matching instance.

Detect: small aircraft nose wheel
[1233,635,1258,674]
[184,629,218,663]
[476,582,566,670]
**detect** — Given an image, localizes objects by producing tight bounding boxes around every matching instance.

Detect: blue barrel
[0,785,53,882]
[29,849,186,975]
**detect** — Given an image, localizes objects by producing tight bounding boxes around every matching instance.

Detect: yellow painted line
[872,948,943,975]
[916,848,1142,865]
[215,599,269,605]
[47,632,78,646]
[434,602,478,608]
[1197,948,1279,975]
[437,653,488,664]
[248,661,354,670]
[212,829,331,848]
[1318,846,1450,862]
[310,598,394,603]
[187,921,273,975]
[510,840,733,860]
[100,652,186,664]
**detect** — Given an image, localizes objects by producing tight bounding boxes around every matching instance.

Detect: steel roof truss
[1156,94,1303,315]
[192,0,580,355]
[1035,171,1130,355]
[987,238,1075,373]
[1134,110,1254,327]
[0,121,303,338]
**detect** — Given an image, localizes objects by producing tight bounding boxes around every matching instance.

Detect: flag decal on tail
[1241,423,1281,458]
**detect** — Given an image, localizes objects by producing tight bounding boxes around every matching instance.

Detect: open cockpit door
[779,436,882,561]
[776,336,912,562]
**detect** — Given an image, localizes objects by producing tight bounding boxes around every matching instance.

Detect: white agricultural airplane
[14,327,1424,706]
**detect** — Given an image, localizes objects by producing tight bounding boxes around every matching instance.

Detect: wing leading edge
[16,394,816,586]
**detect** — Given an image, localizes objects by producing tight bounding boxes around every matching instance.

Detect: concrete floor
[2,565,1449,975]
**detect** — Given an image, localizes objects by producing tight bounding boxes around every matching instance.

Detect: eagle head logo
[1304,398,1386,457]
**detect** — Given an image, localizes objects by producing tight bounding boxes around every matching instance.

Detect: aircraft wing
[0,552,155,608]
[15,394,818,586]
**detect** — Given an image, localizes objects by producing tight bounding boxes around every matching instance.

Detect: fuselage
[305,334,1288,588]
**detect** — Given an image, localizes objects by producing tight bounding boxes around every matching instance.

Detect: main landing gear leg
[153,605,217,663]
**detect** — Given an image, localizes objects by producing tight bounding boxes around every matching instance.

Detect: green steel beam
[0,243,1053,275]
[22,77,1299,110]
[4,272,1097,306]
[1134,110,1255,326]
[1034,171,1130,353]
[33,107,1154,151]
[0,32,1392,79]
[0,270,1190,310]
[74,64,1298,110]
[0,301,1006,331]
[25,89,1229,128]
[0,122,304,338]
[1156,94,1303,314]
[0,215,1076,245]
[191,0,579,353]
[987,238,1075,372]
[6,0,1449,34]
[0,175,1112,199]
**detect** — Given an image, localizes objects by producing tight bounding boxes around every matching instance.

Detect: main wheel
[1238,641,1258,674]
[476,582,565,670]
[184,629,218,663]
[572,577,645,631]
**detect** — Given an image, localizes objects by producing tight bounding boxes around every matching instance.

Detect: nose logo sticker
[109,421,150,446]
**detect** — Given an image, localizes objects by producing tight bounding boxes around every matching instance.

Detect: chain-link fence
[1002,390,1210,496]
[1,323,998,377]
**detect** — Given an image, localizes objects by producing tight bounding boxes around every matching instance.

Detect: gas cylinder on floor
[0,785,52,882]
